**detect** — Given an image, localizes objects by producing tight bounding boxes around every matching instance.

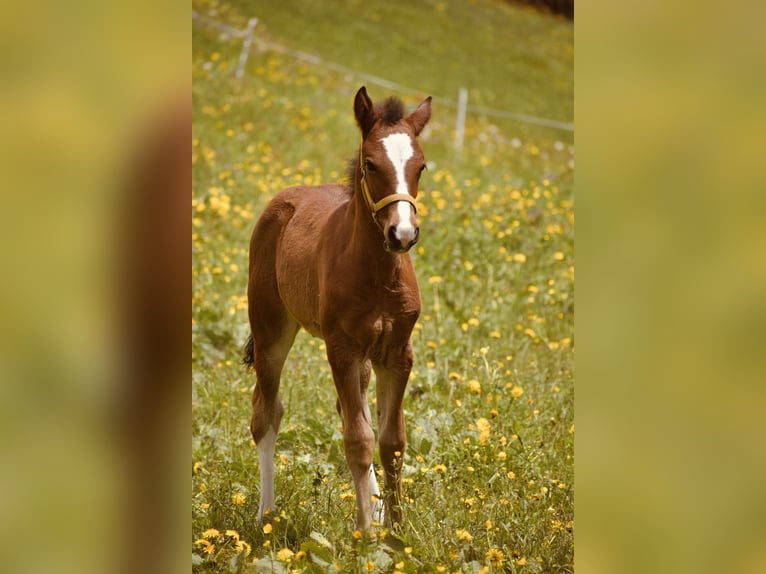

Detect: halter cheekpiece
[358,137,418,224]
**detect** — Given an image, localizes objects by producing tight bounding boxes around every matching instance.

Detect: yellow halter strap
[359,138,418,224]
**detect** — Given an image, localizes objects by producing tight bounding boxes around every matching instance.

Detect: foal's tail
[242,333,255,370]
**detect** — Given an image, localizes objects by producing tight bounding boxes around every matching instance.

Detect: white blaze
[380,133,416,239]
[380,132,414,196]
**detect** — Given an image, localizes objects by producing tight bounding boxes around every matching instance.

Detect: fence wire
[192,10,574,133]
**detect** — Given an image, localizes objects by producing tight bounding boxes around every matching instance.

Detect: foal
[243,86,431,532]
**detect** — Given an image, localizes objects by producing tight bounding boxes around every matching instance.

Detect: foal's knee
[379,434,406,471]
[343,423,375,470]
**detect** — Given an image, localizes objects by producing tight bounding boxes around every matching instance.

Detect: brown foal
[243,86,431,532]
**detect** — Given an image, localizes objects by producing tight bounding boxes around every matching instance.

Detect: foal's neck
[349,170,407,282]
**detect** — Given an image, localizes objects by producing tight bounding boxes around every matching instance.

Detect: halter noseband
[359,138,418,224]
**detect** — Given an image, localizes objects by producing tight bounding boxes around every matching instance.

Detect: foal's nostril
[387,226,398,245]
[413,226,420,242]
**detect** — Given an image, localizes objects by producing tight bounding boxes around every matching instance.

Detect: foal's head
[353,87,432,254]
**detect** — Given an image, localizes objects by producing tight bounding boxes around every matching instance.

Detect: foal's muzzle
[385,222,419,253]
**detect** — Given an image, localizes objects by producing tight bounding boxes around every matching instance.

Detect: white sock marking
[257,426,277,520]
[369,464,385,524]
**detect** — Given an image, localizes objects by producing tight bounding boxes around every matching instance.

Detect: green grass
[193,0,573,571]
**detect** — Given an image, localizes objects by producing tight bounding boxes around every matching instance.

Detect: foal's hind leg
[248,306,298,521]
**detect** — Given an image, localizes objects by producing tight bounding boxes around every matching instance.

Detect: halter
[358,138,418,226]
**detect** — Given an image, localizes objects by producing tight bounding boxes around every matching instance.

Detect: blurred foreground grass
[577,1,766,573]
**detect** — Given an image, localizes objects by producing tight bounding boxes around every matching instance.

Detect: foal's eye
[364,159,377,172]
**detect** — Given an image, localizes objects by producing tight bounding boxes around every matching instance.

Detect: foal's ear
[354,86,376,137]
[407,96,432,136]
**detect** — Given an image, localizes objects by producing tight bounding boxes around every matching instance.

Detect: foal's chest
[360,302,419,360]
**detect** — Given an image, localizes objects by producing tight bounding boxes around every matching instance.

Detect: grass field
[192,0,573,571]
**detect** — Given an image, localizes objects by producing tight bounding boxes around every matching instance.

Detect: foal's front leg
[375,343,414,528]
[326,339,376,533]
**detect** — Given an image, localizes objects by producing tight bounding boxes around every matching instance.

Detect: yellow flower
[195,538,215,554]
[276,548,294,562]
[193,461,202,474]
[202,528,220,539]
[476,417,491,444]
[554,251,565,261]
[428,275,443,284]
[512,253,526,263]
[486,548,504,567]
[455,528,473,541]
[262,523,273,534]
[515,557,527,565]
[225,529,239,540]
[366,560,375,572]
[235,540,251,556]
[231,492,246,506]
[467,379,482,395]
[510,385,524,398]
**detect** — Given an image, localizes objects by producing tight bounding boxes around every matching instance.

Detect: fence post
[236,18,258,78]
[454,87,468,159]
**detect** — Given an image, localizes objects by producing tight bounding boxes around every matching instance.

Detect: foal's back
[248,183,350,336]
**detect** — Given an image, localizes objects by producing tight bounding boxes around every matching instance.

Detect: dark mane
[375,96,406,125]
[344,154,358,190]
